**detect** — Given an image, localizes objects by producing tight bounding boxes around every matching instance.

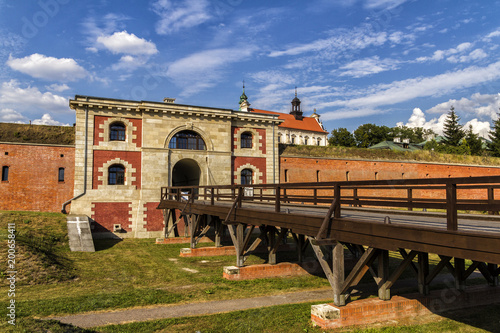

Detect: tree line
[329,107,500,157]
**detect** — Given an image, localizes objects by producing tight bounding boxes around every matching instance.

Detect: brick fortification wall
[0,143,75,212]
[281,156,500,201]
[281,156,500,182]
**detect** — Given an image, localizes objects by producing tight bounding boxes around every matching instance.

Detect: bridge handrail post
[407,188,413,211]
[275,186,281,213]
[488,186,495,215]
[238,187,243,208]
[446,182,458,231]
[334,183,341,218]
[314,188,318,205]
[211,187,215,205]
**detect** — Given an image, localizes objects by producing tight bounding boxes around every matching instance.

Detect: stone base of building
[223,260,323,280]
[155,237,213,244]
[311,285,500,329]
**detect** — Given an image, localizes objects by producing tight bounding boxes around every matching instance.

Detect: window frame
[240,132,253,149]
[241,169,253,185]
[108,164,125,185]
[2,166,9,182]
[169,130,206,150]
[58,167,65,182]
[109,122,126,141]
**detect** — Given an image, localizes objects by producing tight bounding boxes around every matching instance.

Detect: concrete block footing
[180,246,236,257]
[155,236,213,244]
[311,285,500,329]
[223,260,322,280]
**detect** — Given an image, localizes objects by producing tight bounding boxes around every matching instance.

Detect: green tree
[390,126,435,143]
[487,112,500,157]
[354,124,391,148]
[442,106,464,146]
[329,127,356,147]
[464,124,483,156]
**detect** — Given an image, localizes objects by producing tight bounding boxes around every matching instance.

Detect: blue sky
[0,0,499,138]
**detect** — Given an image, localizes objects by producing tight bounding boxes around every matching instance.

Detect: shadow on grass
[93,238,122,251]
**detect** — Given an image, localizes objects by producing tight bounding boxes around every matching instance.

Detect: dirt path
[48,288,333,328]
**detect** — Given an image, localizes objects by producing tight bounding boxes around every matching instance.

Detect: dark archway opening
[172,159,201,188]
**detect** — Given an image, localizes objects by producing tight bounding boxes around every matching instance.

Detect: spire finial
[295,86,297,97]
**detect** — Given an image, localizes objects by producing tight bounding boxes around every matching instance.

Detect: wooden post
[378,250,390,300]
[332,242,345,306]
[211,187,215,205]
[236,224,244,267]
[268,227,277,265]
[407,188,413,211]
[214,217,222,247]
[446,183,458,231]
[455,258,466,291]
[314,188,318,205]
[297,234,304,263]
[489,263,499,286]
[275,186,281,213]
[418,252,429,295]
[334,184,341,218]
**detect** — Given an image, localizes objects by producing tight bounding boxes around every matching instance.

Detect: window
[58,168,65,182]
[278,135,281,143]
[169,131,206,150]
[108,164,125,185]
[317,138,321,146]
[241,169,253,185]
[291,136,295,144]
[110,122,126,141]
[2,166,9,181]
[241,132,252,148]
[304,138,309,145]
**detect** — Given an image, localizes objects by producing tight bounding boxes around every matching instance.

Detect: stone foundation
[223,260,323,280]
[311,285,500,329]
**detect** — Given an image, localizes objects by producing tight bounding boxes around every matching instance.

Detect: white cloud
[484,29,500,40]
[338,56,399,78]
[396,108,449,136]
[446,48,487,63]
[464,118,491,138]
[0,80,68,114]
[321,61,500,110]
[152,0,212,35]
[427,93,500,119]
[269,28,390,58]
[110,55,148,71]
[166,47,257,96]
[6,54,88,82]
[96,31,158,55]
[364,0,408,9]
[0,108,28,123]
[45,83,70,92]
[32,113,70,126]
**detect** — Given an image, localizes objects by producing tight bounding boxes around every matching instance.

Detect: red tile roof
[251,109,328,133]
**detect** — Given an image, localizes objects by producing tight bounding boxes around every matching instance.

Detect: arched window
[169,131,206,150]
[241,169,253,185]
[110,122,126,141]
[108,164,125,185]
[241,132,252,148]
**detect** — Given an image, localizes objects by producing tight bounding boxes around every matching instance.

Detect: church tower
[239,81,250,112]
[290,87,303,120]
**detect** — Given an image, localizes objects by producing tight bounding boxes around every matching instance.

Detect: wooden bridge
[158,176,500,306]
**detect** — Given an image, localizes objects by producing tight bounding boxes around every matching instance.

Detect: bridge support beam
[377,250,390,301]
[418,252,430,295]
[310,241,347,306]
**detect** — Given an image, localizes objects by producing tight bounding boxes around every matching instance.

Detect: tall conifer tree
[488,112,500,157]
[443,106,464,146]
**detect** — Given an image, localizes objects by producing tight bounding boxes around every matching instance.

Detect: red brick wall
[280,156,500,200]
[280,157,500,183]
[233,157,267,184]
[144,202,163,231]
[92,150,141,189]
[91,202,132,232]
[232,127,266,153]
[0,143,74,212]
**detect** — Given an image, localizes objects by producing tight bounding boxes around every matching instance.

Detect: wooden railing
[161,175,500,232]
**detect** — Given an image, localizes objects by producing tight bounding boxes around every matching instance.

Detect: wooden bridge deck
[158,176,500,306]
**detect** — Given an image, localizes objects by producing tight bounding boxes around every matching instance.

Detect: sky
[0,0,499,138]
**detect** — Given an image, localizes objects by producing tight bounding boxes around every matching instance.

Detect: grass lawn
[1,210,498,332]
